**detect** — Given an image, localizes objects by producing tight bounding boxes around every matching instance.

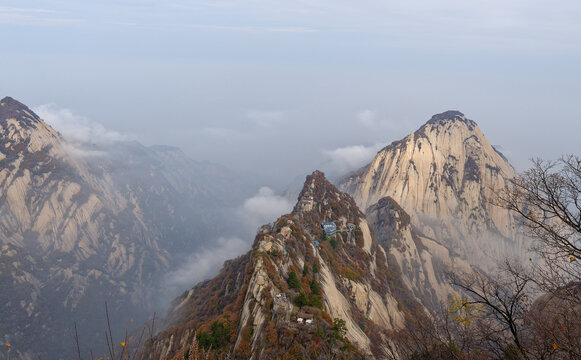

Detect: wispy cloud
[355,110,403,133]
[182,0,581,50]
[163,236,250,292]
[324,143,383,173]
[0,6,83,26]
[34,104,128,157]
[0,7,56,14]
[202,126,244,138]
[4,1,578,49]
[109,21,138,27]
[357,110,377,127]
[247,110,283,128]
[240,187,293,227]
[186,23,318,33]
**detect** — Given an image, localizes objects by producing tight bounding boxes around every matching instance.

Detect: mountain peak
[0,96,42,128]
[1,96,22,105]
[297,170,331,196]
[293,170,362,221]
[422,110,478,132]
[306,169,327,184]
[340,110,520,270]
[294,170,335,207]
[430,110,465,120]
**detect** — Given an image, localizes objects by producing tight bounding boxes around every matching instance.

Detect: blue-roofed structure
[321,222,337,235]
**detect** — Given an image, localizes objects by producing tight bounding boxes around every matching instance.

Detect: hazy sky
[2,0,580,187]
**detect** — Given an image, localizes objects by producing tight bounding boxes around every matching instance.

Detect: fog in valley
[1,1,581,359]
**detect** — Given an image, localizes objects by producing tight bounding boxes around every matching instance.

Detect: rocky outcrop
[340,111,525,271]
[366,197,471,311]
[151,171,420,359]
[0,97,250,360]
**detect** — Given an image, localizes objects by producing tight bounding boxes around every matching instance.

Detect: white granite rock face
[0,97,249,359]
[341,111,526,270]
[366,197,471,312]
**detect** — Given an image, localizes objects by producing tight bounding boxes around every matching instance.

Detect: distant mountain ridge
[0,97,252,360]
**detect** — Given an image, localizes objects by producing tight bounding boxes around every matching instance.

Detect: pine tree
[287,271,301,290]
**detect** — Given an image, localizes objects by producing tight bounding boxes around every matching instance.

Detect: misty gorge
[2,1,581,360]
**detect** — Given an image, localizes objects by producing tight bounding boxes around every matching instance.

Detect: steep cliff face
[340,111,524,270]
[0,97,250,360]
[152,171,424,359]
[366,197,471,311]
[147,112,528,359]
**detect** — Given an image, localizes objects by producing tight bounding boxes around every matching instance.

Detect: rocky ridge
[0,97,250,360]
[148,111,526,359]
[150,171,429,359]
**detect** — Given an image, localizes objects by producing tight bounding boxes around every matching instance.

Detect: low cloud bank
[241,186,294,227]
[324,143,383,173]
[356,109,403,133]
[163,236,250,294]
[34,103,129,157]
[160,186,292,306]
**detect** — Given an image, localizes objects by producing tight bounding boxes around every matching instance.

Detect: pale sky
[2,0,580,186]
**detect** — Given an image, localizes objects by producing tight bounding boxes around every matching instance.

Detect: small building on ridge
[321,222,337,235]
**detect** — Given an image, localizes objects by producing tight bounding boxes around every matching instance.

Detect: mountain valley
[0,97,254,359]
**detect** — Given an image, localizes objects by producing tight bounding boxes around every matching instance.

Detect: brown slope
[150,171,426,359]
